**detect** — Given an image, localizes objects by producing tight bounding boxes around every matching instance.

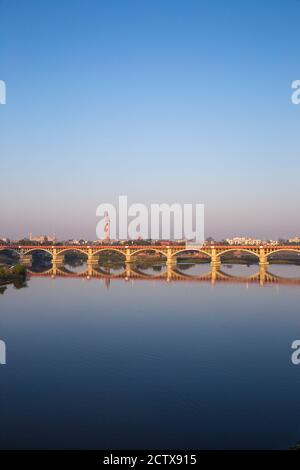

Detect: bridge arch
[20,247,53,256]
[172,248,211,259]
[265,248,300,258]
[91,248,126,257]
[55,248,88,257]
[0,247,21,257]
[216,248,260,259]
[130,248,167,258]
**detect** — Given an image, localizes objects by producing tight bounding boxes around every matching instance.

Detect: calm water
[1,263,300,450]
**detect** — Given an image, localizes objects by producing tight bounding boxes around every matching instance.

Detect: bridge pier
[88,256,99,266]
[86,250,96,278]
[87,249,99,267]
[210,247,221,269]
[20,254,32,266]
[166,256,176,266]
[210,258,221,268]
[259,247,269,267]
[166,248,176,267]
[125,249,133,263]
[52,249,63,267]
[53,255,64,266]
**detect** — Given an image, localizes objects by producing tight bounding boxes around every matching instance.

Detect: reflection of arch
[130,265,166,278]
[92,265,125,275]
[217,269,257,281]
[130,248,167,258]
[217,248,259,259]
[266,249,300,258]
[265,267,300,281]
[172,249,211,259]
[25,267,300,285]
[172,266,211,279]
[57,265,80,274]
[27,267,53,275]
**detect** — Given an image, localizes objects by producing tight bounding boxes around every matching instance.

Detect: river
[1,263,300,449]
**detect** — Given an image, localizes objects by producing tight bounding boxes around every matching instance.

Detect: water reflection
[267,264,300,278]
[2,262,300,450]
[26,262,300,287]
[0,285,7,295]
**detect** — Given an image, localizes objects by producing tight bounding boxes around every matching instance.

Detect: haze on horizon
[1,0,300,241]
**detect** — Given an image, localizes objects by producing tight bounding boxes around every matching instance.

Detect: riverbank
[0,264,27,286]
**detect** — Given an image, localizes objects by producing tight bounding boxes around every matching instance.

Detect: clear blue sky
[1,0,300,240]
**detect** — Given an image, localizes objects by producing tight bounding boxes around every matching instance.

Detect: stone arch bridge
[1,244,300,267]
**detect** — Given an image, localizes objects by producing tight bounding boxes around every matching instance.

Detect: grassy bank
[0,264,27,286]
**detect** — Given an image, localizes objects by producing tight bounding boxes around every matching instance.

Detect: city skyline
[1,221,299,242]
[1,0,300,240]
[1,232,300,245]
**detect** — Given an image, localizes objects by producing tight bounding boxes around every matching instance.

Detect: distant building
[65,239,80,245]
[289,236,300,244]
[226,237,279,246]
[104,212,110,241]
[29,233,56,243]
[65,239,89,245]
[226,237,261,246]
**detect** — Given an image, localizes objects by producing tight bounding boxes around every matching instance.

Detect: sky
[0,0,300,240]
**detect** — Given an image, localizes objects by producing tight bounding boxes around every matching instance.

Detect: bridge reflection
[26,262,300,287]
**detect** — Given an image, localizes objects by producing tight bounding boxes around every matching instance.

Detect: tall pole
[104,212,110,242]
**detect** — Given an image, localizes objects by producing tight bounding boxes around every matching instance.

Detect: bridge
[1,244,300,267]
